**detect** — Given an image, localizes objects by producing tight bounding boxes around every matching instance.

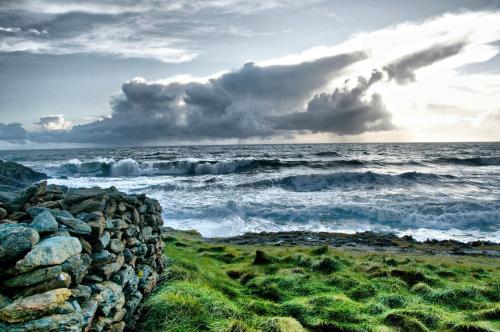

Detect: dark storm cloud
[26,51,387,144]
[0,123,27,143]
[271,70,394,135]
[384,40,467,84]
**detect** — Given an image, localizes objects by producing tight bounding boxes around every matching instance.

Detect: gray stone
[0,224,39,263]
[0,207,7,219]
[0,312,83,332]
[81,297,99,331]
[15,236,82,272]
[69,198,105,215]
[3,265,62,288]
[95,231,110,250]
[56,216,92,235]
[27,207,72,219]
[29,210,58,234]
[0,288,72,323]
[61,254,92,284]
[109,239,125,254]
[91,250,115,267]
[72,285,92,300]
[79,237,92,254]
[95,281,125,317]
[95,254,124,280]
[111,264,136,287]
[15,272,72,299]
[0,294,11,309]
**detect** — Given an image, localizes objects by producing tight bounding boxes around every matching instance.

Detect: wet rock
[0,288,72,323]
[29,211,58,234]
[3,265,62,288]
[56,216,92,235]
[0,224,39,263]
[0,207,7,219]
[15,236,82,272]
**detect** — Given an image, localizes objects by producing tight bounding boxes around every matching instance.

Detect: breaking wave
[431,157,500,166]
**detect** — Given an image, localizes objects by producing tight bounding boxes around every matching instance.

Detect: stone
[141,226,153,243]
[87,219,105,239]
[15,236,82,272]
[3,265,62,288]
[61,254,92,284]
[72,285,92,300]
[95,282,125,316]
[95,254,124,280]
[63,187,108,205]
[94,231,110,250]
[0,294,11,309]
[266,317,306,332]
[15,272,72,299]
[81,298,99,331]
[56,216,92,235]
[0,313,83,332]
[29,210,58,234]
[0,160,47,192]
[0,288,72,323]
[111,264,136,287]
[111,321,126,332]
[91,250,115,267]
[123,291,142,321]
[137,264,158,294]
[27,207,72,220]
[5,212,28,222]
[79,237,93,254]
[0,224,39,263]
[69,198,105,215]
[109,239,125,254]
[0,207,7,219]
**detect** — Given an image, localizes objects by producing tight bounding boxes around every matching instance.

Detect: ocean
[1,143,499,242]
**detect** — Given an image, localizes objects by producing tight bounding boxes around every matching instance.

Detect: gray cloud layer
[384,40,466,84]
[272,70,393,135]
[0,123,27,143]
[23,51,398,144]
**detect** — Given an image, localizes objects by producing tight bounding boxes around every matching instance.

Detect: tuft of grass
[141,230,500,332]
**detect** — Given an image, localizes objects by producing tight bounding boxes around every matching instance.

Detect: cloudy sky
[0,0,499,148]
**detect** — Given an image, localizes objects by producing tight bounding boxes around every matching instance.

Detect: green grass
[141,231,500,332]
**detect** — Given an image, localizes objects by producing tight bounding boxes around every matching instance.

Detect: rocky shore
[0,180,166,331]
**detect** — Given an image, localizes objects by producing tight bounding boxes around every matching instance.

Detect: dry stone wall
[0,181,166,331]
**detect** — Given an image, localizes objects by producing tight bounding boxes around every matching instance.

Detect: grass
[141,230,500,332]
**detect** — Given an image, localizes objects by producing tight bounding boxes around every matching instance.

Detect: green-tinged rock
[72,285,92,300]
[69,198,105,215]
[95,281,125,316]
[0,224,39,263]
[95,231,110,250]
[0,312,83,332]
[95,254,124,280]
[3,265,62,288]
[61,254,91,284]
[81,297,99,330]
[29,210,58,234]
[0,294,11,309]
[109,239,125,254]
[91,250,115,267]
[111,264,136,287]
[56,216,92,235]
[15,272,72,299]
[137,264,158,294]
[0,288,72,323]
[0,207,7,219]
[15,236,82,272]
[79,237,92,254]
[27,207,73,220]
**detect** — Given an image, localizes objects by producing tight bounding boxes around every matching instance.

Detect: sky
[0,0,499,148]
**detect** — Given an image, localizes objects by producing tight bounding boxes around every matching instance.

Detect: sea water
[1,143,499,242]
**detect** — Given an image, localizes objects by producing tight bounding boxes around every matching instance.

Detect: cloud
[271,70,394,135]
[26,51,370,144]
[0,123,28,142]
[384,41,467,84]
[35,115,72,131]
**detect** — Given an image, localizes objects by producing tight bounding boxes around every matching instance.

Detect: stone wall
[0,181,166,331]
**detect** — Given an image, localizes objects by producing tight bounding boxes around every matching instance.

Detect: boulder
[15,236,82,272]
[56,216,92,235]
[29,211,58,234]
[0,224,39,263]
[3,265,62,288]
[0,288,72,323]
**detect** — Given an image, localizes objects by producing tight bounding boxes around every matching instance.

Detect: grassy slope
[141,230,500,332]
